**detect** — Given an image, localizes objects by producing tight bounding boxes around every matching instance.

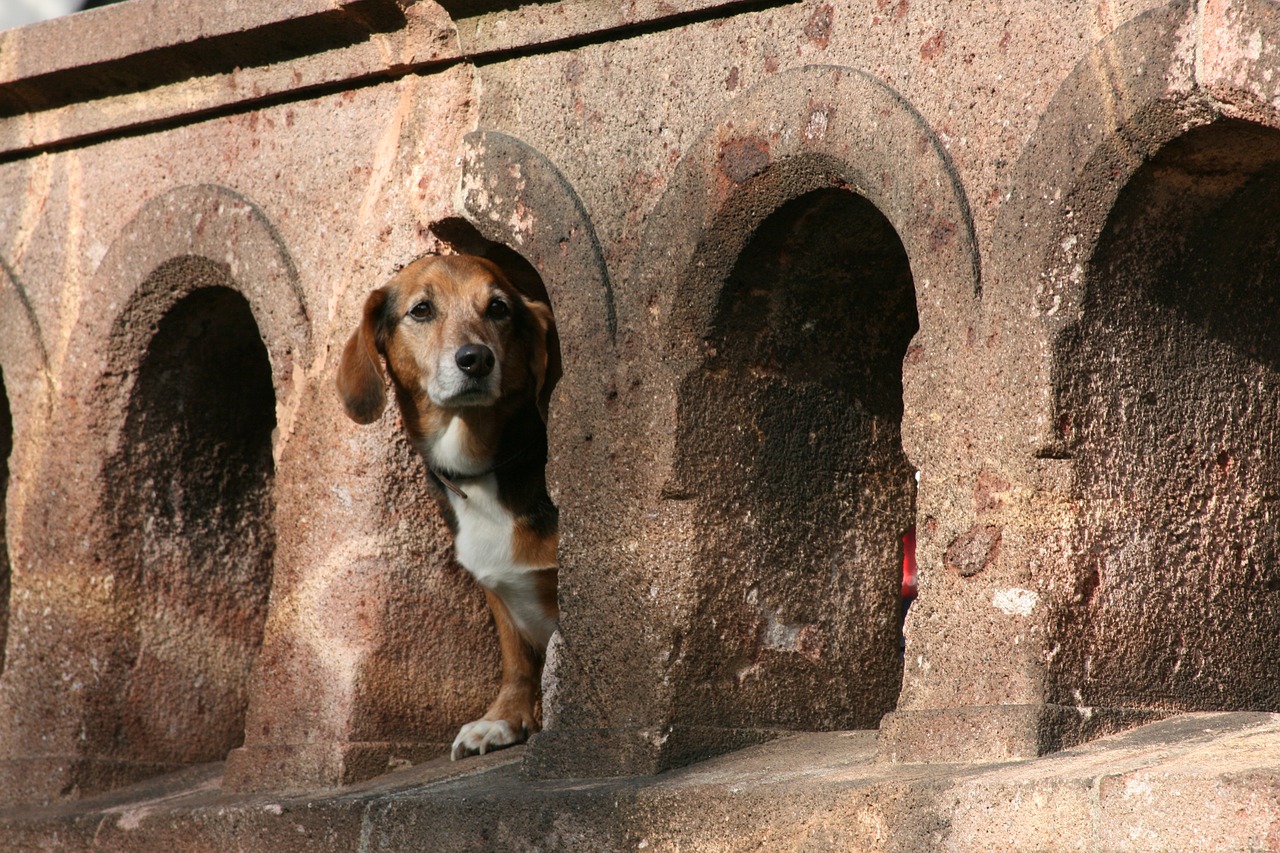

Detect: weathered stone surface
[0,1,459,155]
[1050,119,1280,719]
[944,525,1002,577]
[3,713,1279,852]
[0,0,1278,846]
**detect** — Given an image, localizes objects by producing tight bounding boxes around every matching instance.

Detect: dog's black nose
[455,344,495,377]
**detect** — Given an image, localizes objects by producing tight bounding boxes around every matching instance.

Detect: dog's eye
[408,301,434,321]
[486,298,511,320]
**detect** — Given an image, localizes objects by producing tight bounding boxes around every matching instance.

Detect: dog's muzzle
[429,343,501,407]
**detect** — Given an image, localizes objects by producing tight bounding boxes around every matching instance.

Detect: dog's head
[337,254,560,432]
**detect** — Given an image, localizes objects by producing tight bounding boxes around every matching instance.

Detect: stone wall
[0,0,1277,813]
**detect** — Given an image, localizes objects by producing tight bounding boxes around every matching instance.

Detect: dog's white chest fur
[446,476,516,586]
[445,479,556,647]
[426,418,486,476]
[422,418,555,647]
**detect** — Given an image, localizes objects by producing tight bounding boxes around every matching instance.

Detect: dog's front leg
[451,587,545,759]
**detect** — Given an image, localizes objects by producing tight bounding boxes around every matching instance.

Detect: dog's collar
[428,466,475,500]
[428,441,538,500]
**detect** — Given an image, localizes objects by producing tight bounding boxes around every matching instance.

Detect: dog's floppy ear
[524,299,562,423]
[337,288,390,424]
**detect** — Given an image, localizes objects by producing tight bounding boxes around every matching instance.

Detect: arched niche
[103,266,276,765]
[520,65,976,778]
[643,68,973,768]
[82,186,308,778]
[337,216,565,751]
[1051,118,1280,715]
[0,184,309,799]
[907,0,1280,764]
[667,182,918,736]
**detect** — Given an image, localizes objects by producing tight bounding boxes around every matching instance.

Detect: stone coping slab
[0,0,773,159]
[0,0,450,157]
[1,712,1277,851]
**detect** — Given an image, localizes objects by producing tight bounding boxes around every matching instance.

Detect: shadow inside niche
[430,217,551,303]
[670,187,918,739]
[1053,119,1280,715]
[102,270,276,767]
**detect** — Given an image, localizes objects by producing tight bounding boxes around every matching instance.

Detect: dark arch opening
[431,216,554,303]
[1054,119,1280,715]
[672,187,918,740]
[104,266,276,766]
[0,370,10,675]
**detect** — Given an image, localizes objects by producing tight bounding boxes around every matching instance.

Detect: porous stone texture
[1052,119,1280,716]
[3,713,1280,852]
[0,0,1277,847]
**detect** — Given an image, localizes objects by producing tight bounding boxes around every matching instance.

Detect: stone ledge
[223,739,451,795]
[441,0,783,56]
[0,0,778,160]
[0,0,456,158]
[877,703,1173,764]
[522,724,784,779]
[0,0,380,86]
[2,712,1277,851]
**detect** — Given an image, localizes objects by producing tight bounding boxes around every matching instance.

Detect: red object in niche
[902,526,917,601]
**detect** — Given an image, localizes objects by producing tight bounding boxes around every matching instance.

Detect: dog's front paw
[450,718,526,760]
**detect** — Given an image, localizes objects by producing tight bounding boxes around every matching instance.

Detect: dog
[336,253,561,760]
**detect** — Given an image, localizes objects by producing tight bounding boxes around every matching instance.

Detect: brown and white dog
[336,253,560,760]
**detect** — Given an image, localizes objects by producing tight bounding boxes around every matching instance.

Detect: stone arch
[453,131,617,471]
[991,3,1211,454]
[93,185,309,426]
[667,176,920,739]
[457,130,615,346]
[647,66,975,758]
[986,0,1280,749]
[73,185,306,785]
[0,184,309,799]
[525,66,977,778]
[632,66,979,545]
[995,0,1280,368]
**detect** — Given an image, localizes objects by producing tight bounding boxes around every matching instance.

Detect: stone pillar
[222,376,500,792]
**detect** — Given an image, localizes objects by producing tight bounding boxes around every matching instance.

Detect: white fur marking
[447,475,556,647]
[451,718,520,760]
[425,417,485,475]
